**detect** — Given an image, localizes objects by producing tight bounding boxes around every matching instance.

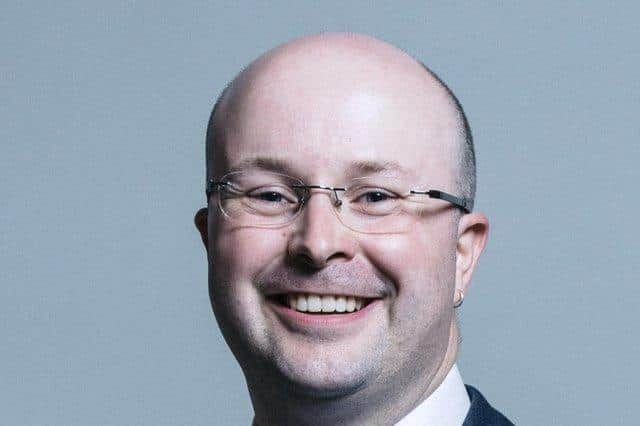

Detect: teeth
[296,294,307,312]
[281,293,369,314]
[307,295,322,312]
[321,295,336,312]
[346,296,356,312]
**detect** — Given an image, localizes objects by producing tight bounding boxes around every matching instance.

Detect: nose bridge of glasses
[294,184,345,207]
[294,185,350,237]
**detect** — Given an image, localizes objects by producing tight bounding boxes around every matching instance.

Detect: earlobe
[454,212,490,299]
[194,207,209,249]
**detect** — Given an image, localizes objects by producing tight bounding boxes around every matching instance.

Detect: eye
[362,191,391,203]
[353,189,397,204]
[348,187,402,216]
[256,191,284,202]
[246,187,298,204]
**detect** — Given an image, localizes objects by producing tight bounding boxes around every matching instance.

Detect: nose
[287,189,356,269]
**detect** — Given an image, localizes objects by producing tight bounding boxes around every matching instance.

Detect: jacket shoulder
[462,385,514,426]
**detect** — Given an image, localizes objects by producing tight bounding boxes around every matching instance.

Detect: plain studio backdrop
[2,2,638,425]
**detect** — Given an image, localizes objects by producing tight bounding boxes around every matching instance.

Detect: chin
[281,368,369,399]
[270,345,385,399]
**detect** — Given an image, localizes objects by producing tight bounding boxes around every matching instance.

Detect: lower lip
[267,298,382,327]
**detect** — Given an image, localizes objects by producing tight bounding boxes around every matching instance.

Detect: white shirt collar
[394,364,470,426]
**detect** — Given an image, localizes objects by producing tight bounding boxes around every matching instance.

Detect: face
[199,44,472,399]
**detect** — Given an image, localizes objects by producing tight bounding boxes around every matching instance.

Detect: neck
[250,320,460,426]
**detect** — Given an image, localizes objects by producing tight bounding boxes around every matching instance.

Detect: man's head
[195,32,488,419]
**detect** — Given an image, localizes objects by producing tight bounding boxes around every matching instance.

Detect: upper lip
[263,286,383,299]
[258,275,389,300]
[256,264,393,300]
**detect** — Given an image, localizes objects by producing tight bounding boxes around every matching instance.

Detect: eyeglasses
[206,170,472,234]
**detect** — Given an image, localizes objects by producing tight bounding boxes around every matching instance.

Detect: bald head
[206,33,475,208]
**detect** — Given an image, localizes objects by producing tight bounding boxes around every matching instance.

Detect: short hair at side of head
[205,63,477,211]
[205,81,232,183]
[417,61,476,211]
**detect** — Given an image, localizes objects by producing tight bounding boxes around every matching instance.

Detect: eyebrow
[346,160,409,178]
[229,157,300,176]
[228,157,409,179]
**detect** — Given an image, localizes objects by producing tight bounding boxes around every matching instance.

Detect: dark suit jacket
[462,385,513,425]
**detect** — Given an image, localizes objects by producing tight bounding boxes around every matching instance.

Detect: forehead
[211,46,461,187]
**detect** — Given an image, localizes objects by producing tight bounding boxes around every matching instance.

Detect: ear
[455,212,490,302]
[194,207,209,250]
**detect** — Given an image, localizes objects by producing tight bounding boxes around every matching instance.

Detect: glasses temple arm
[206,179,243,197]
[410,189,473,213]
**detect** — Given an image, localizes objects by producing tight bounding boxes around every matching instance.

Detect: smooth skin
[195,33,489,426]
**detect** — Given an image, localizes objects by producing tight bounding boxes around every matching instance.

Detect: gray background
[2,1,638,425]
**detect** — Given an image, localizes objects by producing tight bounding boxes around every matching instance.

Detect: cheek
[359,225,456,341]
[208,226,291,355]
[211,226,290,285]
[361,225,455,293]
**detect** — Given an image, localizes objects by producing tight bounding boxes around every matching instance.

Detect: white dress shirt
[395,364,470,426]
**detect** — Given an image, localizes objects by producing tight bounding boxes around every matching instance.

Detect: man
[195,32,513,425]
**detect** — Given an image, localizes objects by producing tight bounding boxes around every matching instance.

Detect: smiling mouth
[268,293,375,314]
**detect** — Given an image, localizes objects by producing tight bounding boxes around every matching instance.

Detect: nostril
[299,253,314,265]
[288,250,320,270]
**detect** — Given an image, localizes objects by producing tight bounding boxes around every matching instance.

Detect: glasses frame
[206,171,472,222]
